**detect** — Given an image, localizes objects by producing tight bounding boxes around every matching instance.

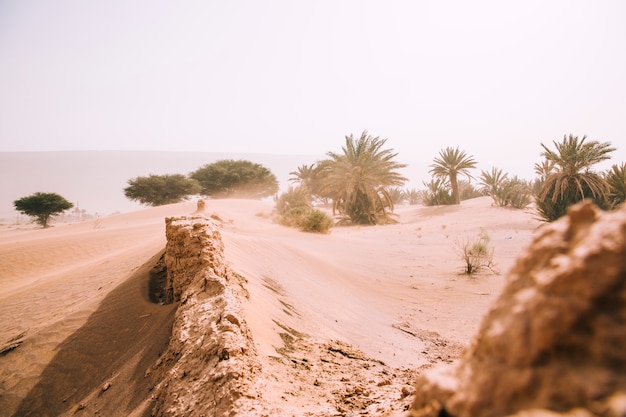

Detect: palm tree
[479,167,508,196]
[532,159,556,195]
[429,147,477,204]
[536,134,615,221]
[289,164,317,192]
[605,162,626,209]
[533,159,556,180]
[319,131,407,225]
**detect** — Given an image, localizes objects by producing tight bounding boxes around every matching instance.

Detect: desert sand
[0,196,541,416]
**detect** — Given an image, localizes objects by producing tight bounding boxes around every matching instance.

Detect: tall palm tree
[536,134,615,221]
[429,147,477,204]
[319,131,407,225]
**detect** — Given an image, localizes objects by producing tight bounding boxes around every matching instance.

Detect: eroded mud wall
[148,217,260,417]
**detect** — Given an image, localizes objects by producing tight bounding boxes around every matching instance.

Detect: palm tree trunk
[450,173,460,204]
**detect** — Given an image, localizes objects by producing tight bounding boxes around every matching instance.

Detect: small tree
[190,159,279,198]
[14,192,74,228]
[124,174,201,206]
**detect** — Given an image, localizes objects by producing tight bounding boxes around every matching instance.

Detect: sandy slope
[0,196,540,416]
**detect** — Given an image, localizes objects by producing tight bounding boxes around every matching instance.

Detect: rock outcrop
[148,216,260,417]
[409,202,626,417]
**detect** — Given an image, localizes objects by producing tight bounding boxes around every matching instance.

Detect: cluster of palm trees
[284,131,625,226]
[289,131,407,225]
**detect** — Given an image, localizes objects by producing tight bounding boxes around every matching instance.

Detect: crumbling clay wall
[148,216,260,417]
[410,202,626,417]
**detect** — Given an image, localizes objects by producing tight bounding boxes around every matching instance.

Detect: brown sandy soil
[0,196,540,416]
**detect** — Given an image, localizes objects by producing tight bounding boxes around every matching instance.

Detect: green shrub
[278,207,333,233]
[279,207,309,228]
[299,209,334,233]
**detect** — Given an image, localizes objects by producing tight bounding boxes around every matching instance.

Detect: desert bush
[279,207,309,228]
[279,207,333,233]
[456,231,494,275]
[299,209,334,233]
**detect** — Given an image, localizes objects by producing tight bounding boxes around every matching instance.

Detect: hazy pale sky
[1,0,625,179]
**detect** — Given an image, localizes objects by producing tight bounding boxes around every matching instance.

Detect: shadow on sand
[15,250,177,417]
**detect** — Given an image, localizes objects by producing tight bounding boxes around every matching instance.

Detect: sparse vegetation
[456,231,494,275]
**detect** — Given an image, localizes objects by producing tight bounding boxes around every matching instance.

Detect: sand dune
[0,196,540,415]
